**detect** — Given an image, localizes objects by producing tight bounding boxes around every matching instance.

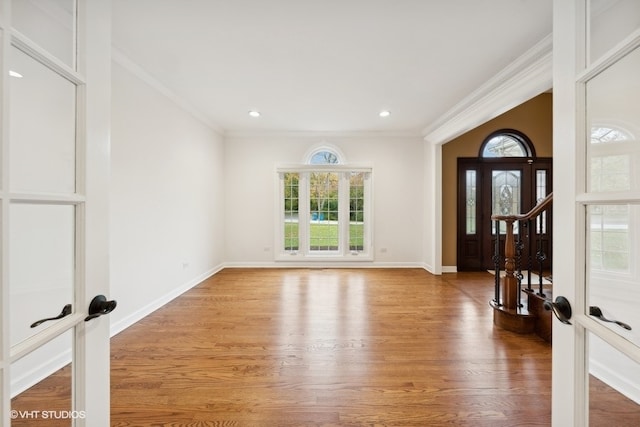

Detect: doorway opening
[457,129,552,271]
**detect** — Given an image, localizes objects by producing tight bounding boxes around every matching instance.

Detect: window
[277,147,372,261]
[283,172,299,251]
[479,129,535,158]
[465,170,477,235]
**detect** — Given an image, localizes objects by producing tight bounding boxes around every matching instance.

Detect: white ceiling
[111,0,552,135]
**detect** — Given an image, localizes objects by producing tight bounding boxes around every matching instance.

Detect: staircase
[490,192,553,342]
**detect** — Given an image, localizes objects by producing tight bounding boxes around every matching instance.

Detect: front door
[0,1,112,426]
[553,1,640,425]
[457,157,552,271]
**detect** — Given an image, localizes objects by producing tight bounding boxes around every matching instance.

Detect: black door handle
[84,295,117,321]
[589,306,632,330]
[31,304,73,328]
[544,296,572,325]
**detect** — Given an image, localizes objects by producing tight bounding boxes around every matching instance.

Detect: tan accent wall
[441,93,553,268]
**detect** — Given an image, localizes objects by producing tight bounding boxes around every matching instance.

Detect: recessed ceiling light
[379,110,390,117]
[9,70,23,78]
[248,110,261,118]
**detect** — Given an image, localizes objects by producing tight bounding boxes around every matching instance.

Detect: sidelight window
[465,170,477,235]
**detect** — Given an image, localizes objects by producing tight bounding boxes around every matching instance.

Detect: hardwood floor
[9,269,638,425]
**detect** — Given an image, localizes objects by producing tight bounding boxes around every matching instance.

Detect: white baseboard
[590,358,640,405]
[442,265,458,273]
[224,261,426,269]
[110,263,224,337]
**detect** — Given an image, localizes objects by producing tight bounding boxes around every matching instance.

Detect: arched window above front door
[479,129,535,158]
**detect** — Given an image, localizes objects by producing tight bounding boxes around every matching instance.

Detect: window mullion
[339,172,350,256]
[299,173,310,256]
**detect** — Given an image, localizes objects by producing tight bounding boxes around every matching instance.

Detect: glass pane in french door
[9,203,75,346]
[589,0,640,66]
[9,45,76,195]
[588,332,640,425]
[491,170,521,234]
[587,44,640,194]
[587,204,639,345]
[11,0,76,68]
[585,203,640,424]
[11,331,73,426]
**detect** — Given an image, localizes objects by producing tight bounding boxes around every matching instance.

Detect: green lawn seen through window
[284,222,364,250]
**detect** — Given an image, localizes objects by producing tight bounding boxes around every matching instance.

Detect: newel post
[502,219,518,310]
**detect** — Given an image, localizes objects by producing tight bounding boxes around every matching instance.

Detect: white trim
[274,254,375,263]
[441,266,458,273]
[9,314,85,363]
[430,142,443,275]
[577,27,640,84]
[109,264,224,337]
[225,130,422,139]
[277,164,372,173]
[577,315,640,365]
[576,192,640,204]
[224,262,425,269]
[422,33,553,145]
[422,263,435,273]
[111,47,224,135]
[11,29,85,86]
[590,355,640,405]
[6,192,85,204]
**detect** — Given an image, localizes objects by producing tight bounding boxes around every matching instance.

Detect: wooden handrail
[491,192,553,311]
[491,192,553,222]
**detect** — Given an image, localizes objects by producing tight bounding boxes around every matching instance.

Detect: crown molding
[111,47,225,136]
[224,129,423,140]
[422,33,553,145]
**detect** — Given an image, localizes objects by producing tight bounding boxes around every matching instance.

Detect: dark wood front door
[457,157,552,271]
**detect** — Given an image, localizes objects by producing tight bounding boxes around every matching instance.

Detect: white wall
[224,133,425,267]
[109,61,226,334]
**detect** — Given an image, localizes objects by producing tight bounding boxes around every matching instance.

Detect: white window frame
[276,164,373,262]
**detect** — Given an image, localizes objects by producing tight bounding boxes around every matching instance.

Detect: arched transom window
[480,130,535,158]
[309,149,339,165]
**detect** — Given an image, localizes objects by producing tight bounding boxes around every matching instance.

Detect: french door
[553,0,640,425]
[0,1,112,426]
[457,158,552,271]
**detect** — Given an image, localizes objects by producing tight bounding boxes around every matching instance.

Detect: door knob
[31,304,73,328]
[84,295,117,321]
[544,296,572,325]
